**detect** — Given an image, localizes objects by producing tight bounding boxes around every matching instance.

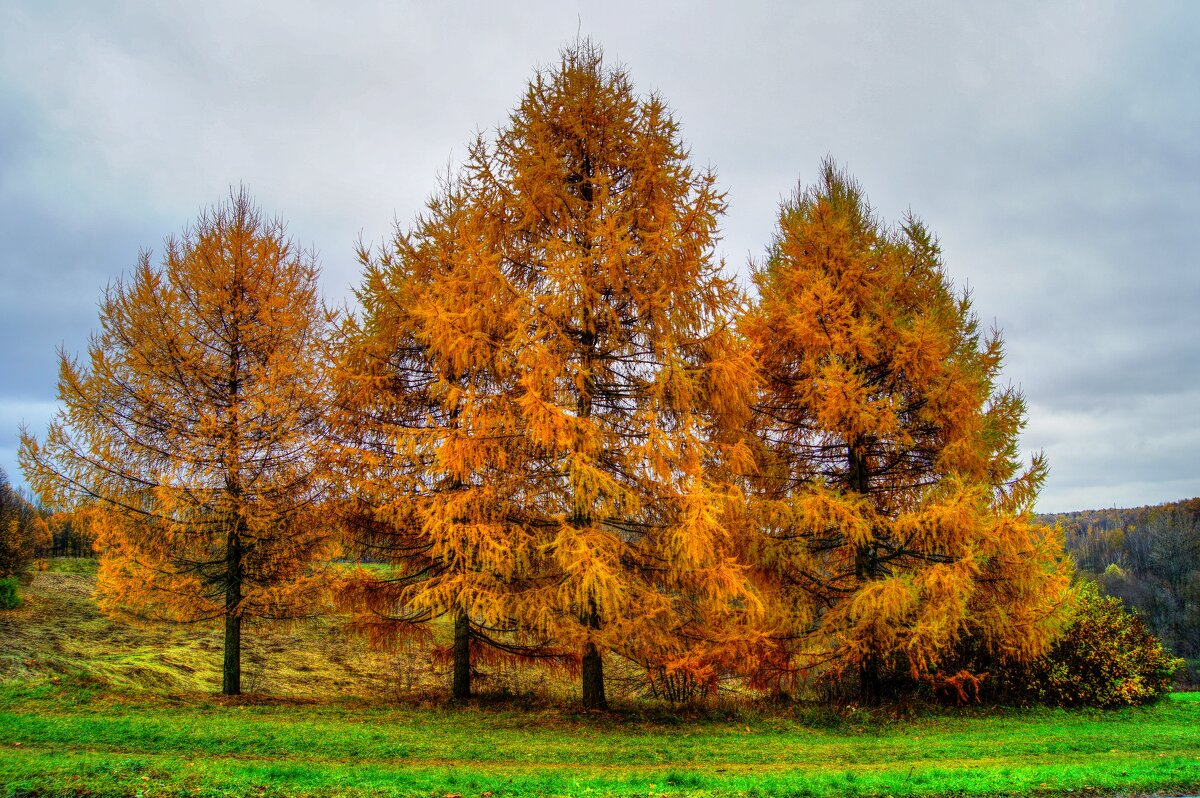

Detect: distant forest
[1046,499,1200,661]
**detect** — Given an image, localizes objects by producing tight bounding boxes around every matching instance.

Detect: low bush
[0,575,20,609]
[993,582,1182,707]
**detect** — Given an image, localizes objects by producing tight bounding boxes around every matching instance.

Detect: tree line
[15,41,1177,707]
[1,467,45,608]
[1050,500,1200,667]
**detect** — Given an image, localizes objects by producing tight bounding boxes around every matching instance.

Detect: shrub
[996,582,1182,707]
[0,576,20,610]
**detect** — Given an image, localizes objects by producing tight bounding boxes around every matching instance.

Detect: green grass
[0,577,19,610]
[1,565,1198,797]
[1,687,1198,796]
[40,557,99,574]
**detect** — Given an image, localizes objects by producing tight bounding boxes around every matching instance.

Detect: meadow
[1,565,1198,797]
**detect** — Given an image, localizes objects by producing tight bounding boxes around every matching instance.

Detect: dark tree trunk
[848,437,881,704]
[223,609,242,696]
[452,609,472,700]
[581,603,606,710]
[222,535,243,696]
[581,641,606,710]
[858,654,881,705]
[576,159,606,712]
[223,322,245,698]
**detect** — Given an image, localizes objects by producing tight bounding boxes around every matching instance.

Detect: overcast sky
[1,1,1197,513]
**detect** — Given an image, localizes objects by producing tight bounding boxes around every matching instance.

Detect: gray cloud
[2,0,1197,512]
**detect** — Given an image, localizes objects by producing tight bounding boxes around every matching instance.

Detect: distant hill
[1043,498,1200,662]
[1038,497,1200,539]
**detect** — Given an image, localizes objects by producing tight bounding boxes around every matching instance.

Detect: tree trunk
[848,437,881,704]
[222,535,243,696]
[576,159,607,712]
[452,608,471,700]
[858,653,881,705]
[581,641,606,710]
[581,603,606,710]
[223,610,242,696]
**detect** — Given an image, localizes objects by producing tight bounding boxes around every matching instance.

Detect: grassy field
[1,565,1198,797]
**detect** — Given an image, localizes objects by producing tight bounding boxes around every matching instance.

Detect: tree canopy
[21,190,337,694]
[334,40,761,708]
[0,467,43,580]
[15,44,1090,709]
[741,160,1071,700]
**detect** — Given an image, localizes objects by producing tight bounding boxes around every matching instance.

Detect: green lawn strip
[41,558,100,574]
[1,746,1197,798]
[0,689,1197,796]
[2,696,1196,767]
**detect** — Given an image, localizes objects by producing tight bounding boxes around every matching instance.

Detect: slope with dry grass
[0,565,415,699]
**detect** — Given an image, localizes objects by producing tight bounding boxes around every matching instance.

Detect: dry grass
[0,565,604,703]
[0,569,444,699]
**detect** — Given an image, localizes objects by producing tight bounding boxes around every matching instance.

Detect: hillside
[1044,498,1200,664]
[1039,497,1200,538]
[0,565,422,699]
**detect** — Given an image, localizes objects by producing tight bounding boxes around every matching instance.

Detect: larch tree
[336,41,761,709]
[20,190,337,695]
[741,160,1071,702]
[332,177,551,700]
[477,42,761,709]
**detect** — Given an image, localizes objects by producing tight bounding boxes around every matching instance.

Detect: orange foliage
[741,161,1071,700]
[0,468,41,578]
[333,41,762,708]
[7,45,1087,709]
[20,191,338,694]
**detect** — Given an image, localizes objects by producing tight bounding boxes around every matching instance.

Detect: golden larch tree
[741,160,1071,702]
[331,176,553,700]
[336,41,761,709]
[20,190,337,695]
[477,42,760,709]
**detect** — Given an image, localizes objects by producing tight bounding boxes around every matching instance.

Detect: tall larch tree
[337,41,760,709]
[481,42,761,709]
[332,176,551,700]
[742,160,1070,702]
[21,191,337,695]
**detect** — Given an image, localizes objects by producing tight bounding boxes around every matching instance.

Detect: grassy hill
[1,564,415,699]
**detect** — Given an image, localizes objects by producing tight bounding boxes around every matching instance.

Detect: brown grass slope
[0,567,429,699]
